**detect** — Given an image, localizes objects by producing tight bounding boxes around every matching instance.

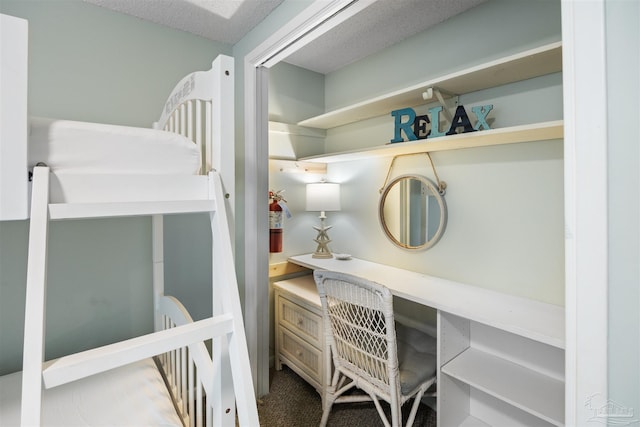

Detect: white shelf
[298,42,562,130]
[441,348,564,426]
[458,415,491,427]
[299,120,563,163]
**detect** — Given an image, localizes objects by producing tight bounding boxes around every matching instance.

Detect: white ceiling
[83,0,486,74]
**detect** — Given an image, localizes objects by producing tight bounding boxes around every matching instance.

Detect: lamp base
[312,216,333,259]
[312,249,333,259]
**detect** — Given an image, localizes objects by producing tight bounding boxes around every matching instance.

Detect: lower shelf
[458,415,491,427]
[299,120,563,164]
[441,348,564,426]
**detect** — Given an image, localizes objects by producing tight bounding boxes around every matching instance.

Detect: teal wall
[269,61,324,124]
[606,0,640,417]
[0,0,228,375]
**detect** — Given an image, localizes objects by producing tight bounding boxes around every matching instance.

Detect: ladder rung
[42,314,234,388]
[49,200,216,219]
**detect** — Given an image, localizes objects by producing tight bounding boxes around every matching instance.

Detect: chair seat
[396,322,437,395]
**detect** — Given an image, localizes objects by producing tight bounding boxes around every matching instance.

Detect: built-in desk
[288,254,565,427]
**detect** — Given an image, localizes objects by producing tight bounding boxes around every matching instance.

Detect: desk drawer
[278,327,323,384]
[278,295,323,347]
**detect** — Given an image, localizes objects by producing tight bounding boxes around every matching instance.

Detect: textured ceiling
[82,0,284,45]
[284,0,486,74]
[83,0,486,74]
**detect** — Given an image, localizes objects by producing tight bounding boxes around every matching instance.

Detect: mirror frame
[378,174,447,251]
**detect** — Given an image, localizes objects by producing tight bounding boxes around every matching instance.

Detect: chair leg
[320,368,342,427]
[404,386,427,427]
[371,394,392,427]
[319,401,332,427]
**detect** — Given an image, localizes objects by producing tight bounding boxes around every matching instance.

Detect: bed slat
[196,370,203,427]
[188,355,195,427]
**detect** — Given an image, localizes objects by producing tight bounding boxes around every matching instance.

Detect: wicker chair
[314,270,437,427]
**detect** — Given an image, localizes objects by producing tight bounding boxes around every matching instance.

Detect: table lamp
[306,182,341,258]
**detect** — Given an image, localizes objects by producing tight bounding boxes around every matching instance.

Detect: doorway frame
[242,0,377,396]
[241,2,609,423]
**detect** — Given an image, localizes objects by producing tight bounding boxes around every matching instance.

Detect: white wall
[0,0,228,375]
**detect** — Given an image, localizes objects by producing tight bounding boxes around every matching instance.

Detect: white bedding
[29,117,201,175]
[0,358,182,427]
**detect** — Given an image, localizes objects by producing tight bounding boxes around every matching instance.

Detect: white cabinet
[273,275,325,393]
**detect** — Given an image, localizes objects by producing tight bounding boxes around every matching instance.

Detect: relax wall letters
[390,104,493,143]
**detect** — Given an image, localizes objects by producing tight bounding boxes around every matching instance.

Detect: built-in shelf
[289,42,564,164]
[289,254,565,349]
[458,416,491,427]
[299,120,563,163]
[268,159,327,174]
[298,42,562,130]
[441,348,565,426]
[268,121,328,172]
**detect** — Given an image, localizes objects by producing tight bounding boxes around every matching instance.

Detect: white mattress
[0,358,182,426]
[28,117,201,175]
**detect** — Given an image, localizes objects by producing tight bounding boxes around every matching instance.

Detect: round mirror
[379,175,447,250]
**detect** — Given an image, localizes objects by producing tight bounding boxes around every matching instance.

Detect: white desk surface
[288,254,565,349]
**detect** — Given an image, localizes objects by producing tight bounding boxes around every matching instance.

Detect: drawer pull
[296,350,303,357]
[297,318,304,326]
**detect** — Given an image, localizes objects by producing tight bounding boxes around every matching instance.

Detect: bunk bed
[0,14,258,427]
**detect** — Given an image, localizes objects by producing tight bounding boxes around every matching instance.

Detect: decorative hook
[379,152,447,195]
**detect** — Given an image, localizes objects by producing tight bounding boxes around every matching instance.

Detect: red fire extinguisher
[269,190,289,253]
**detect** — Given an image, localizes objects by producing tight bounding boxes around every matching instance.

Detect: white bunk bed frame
[1,14,258,427]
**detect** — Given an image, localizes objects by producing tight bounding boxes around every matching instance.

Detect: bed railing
[153,55,235,222]
[157,295,217,427]
[163,97,212,175]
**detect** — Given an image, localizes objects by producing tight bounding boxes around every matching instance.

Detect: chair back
[314,270,399,396]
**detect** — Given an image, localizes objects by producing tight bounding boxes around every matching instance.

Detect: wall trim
[561,1,608,424]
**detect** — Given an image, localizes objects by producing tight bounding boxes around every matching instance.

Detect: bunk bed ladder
[20,167,51,426]
[20,166,259,426]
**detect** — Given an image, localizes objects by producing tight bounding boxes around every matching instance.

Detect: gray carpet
[257,367,436,427]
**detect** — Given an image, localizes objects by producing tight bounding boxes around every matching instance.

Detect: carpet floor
[256,367,436,427]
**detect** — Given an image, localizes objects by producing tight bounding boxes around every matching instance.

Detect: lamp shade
[306,182,341,212]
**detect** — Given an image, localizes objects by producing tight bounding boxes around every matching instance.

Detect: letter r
[390,108,417,143]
